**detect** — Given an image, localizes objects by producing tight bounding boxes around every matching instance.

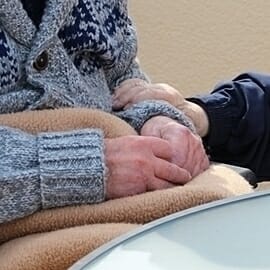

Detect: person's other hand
[141,116,210,178]
[104,135,191,200]
[113,79,209,137]
[113,79,183,110]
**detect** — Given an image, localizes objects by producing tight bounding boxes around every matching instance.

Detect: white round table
[70,191,270,270]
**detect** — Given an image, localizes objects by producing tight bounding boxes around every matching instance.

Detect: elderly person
[0,0,209,224]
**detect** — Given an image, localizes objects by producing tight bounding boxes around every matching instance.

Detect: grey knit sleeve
[114,59,150,86]
[114,100,196,133]
[0,126,106,224]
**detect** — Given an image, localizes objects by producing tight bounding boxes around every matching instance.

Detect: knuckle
[180,126,191,136]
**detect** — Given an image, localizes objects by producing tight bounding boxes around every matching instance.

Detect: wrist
[178,101,209,137]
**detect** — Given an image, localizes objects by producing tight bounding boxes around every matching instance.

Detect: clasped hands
[105,79,210,200]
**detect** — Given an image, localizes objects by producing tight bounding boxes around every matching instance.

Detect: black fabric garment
[188,72,270,181]
[20,0,46,27]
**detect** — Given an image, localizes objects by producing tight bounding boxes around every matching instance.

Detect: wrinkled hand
[113,79,183,109]
[113,79,209,137]
[141,116,210,178]
[104,135,191,200]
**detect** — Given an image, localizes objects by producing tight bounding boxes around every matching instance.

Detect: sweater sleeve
[113,58,150,87]
[0,126,106,224]
[187,72,270,180]
[114,100,196,133]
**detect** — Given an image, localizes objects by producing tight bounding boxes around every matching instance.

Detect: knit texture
[0,165,253,270]
[0,108,253,270]
[0,0,195,224]
[0,0,193,127]
[0,0,144,113]
[38,130,105,209]
[0,127,106,223]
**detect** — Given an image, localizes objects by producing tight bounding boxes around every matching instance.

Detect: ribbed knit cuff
[115,100,196,133]
[37,129,106,209]
[188,93,237,146]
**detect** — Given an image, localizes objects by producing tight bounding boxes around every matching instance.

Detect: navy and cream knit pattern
[0,29,19,91]
[0,0,194,223]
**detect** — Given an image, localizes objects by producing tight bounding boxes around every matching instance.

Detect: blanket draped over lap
[0,108,253,270]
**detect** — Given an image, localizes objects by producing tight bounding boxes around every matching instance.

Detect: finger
[184,136,195,174]
[147,84,184,106]
[192,155,210,177]
[122,89,162,110]
[149,137,173,159]
[146,177,175,191]
[114,83,136,98]
[154,158,192,184]
[187,140,209,177]
[188,138,207,174]
[203,155,210,169]
[190,158,203,177]
[117,78,146,89]
[113,86,145,109]
[148,87,174,102]
[131,89,165,103]
[114,79,147,99]
[123,103,134,110]
[177,131,200,173]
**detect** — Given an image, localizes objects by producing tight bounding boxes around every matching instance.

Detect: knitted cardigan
[0,0,194,224]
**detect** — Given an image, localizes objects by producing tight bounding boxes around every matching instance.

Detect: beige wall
[129,0,270,96]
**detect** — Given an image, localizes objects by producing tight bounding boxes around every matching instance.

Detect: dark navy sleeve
[188,72,270,181]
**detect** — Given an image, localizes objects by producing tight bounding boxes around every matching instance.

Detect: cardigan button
[33,51,49,71]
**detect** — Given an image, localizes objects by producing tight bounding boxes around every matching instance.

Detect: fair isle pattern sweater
[0,0,194,223]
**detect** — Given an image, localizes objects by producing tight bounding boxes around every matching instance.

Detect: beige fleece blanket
[0,108,253,270]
